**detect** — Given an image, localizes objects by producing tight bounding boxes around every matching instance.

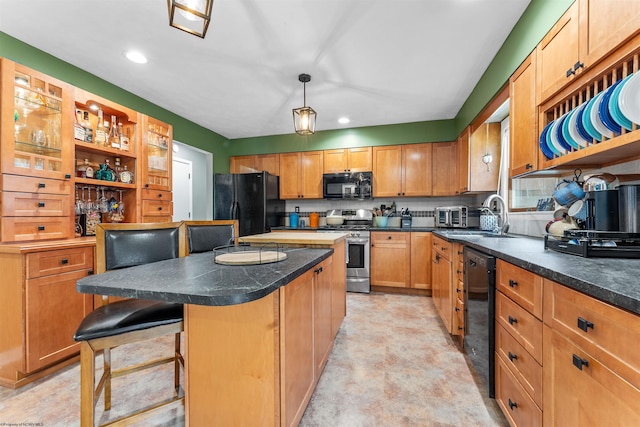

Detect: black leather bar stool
[74,222,187,427]
[185,219,239,253]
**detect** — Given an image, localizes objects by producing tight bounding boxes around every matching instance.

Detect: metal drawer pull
[577,317,594,333]
[38,202,45,207]
[508,399,517,410]
[572,354,589,370]
[38,183,46,188]
[508,279,518,287]
[37,225,45,231]
[61,259,69,265]
[508,352,518,362]
[508,315,518,325]
[158,193,163,197]
[158,207,163,211]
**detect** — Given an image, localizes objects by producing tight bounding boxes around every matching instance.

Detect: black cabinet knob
[572,354,589,370]
[526,163,533,170]
[65,174,72,179]
[38,225,45,231]
[509,279,518,288]
[566,68,576,77]
[61,259,69,265]
[508,315,518,325]
[574,60,584,71]
[508,352,518,362]
[38,202,45,208]
[508,399,518,410]
[577,317,594,332]
[38,183,46,188]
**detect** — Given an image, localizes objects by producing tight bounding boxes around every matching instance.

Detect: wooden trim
[469,84,509,134]
[370,285,431,297]
[183,219,240,245]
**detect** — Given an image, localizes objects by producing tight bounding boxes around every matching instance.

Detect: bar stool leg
[103,348,112,411]
[80,341,96,427]
[174,333,181,392]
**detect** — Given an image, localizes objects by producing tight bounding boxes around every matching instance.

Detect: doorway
[172,157,192,221]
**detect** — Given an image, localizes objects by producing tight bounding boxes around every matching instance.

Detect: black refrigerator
[214,172,285,237]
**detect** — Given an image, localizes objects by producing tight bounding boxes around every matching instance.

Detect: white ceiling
[0,0,530,140]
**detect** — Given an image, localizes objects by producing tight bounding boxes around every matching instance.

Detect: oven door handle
[347,238,369,244]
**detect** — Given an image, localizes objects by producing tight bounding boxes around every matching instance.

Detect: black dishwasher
[463,247,496,398]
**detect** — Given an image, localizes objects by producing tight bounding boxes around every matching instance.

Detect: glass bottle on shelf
[114,157,122,182]
[76,158,94,178]
[109,115,120,149]
[74,109,85,141]
[119,165,133,184]
[94,109,107,146]
[83,111,93,143]
[118,122,129,151]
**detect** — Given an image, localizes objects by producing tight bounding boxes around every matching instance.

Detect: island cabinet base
[185,291,281,427]
[184,257,337,427]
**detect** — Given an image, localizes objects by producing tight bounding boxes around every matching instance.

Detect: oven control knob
[353,231,360,237]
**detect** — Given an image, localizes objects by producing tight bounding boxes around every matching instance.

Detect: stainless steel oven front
[345,230,370,293]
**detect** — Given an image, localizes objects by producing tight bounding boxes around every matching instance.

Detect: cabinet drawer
[1,174,71,195]
[1,192,70,217]
[543,279,640,389]
[496,291,543,363]
[1,217,72,242]
[371,232,409,244]
[141,189,172,201]
[27,246,94,279]
[455,296,464,332]
[496,353,542,427]
[432,236,451,259]
[496,260,543,319]
[142,200,173,217]
[142,215,173,223]
[496,323,542,408]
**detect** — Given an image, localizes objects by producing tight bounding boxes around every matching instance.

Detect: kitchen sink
[448,231,514,238]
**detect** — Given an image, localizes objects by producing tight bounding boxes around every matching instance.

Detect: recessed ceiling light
[338,117,350,124]
[124,50,148,64]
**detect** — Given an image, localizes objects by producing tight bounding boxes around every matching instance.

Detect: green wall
[1,0,573,173]
[0,32,230,173]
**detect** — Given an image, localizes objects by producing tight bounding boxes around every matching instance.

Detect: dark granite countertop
[433,230,640,316]
[77,248,332,307]
[273,226,435,232]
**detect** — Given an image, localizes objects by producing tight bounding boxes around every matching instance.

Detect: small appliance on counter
[434,206,480,228]
[401,208,412,228]
[544,230,640,258]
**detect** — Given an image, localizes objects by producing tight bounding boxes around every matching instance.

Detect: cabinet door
[279,152,302,199]
[457,127,470,193]
[579,0,640,69]
[229,155,256,173]
[537,2,580,103]
[280,268,315,427]
[346,147,372,172]
[431,142,457,196]
[323,149,348,173]
[371,232,410,287]
[314,259,333,376]
[468,123,501,192]
[25,269,93,372]
[543,326,640,427]
[141,116,172,190]
[510,53,539,177]
[402,143,432,196]
[2,60,74,180]
[410,232,432,290]
[372,145,402,197]
[431,250,453,333]
[299,151,323,199]
[255,153,280,176]
[331,240,346,338]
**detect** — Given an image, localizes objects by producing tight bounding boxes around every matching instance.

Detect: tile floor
[0,292,507,427]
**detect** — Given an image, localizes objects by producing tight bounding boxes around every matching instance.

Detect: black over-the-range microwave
[322,172,373,199]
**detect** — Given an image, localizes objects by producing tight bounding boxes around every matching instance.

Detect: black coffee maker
[585,189,619,231]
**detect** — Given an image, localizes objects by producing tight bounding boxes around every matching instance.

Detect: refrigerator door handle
[230,201,237,219]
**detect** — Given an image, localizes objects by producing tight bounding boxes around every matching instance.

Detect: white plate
[619,72,640,125]
[568,103,590,148]
[590,92,614,139]
[549,113,568,155]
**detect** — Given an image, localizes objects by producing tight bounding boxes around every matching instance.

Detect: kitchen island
[76,245,340,427]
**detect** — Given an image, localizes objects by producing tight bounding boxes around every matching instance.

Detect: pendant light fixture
[292,74,317,135]
[168,0,213,38]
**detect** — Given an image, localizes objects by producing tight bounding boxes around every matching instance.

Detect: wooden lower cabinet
[410,232,432,290]
[185,256,343,426]
[140,188,173,222]
[431,236,453,333]
[330,240,346,338]
[496,352,543,427]
[370,231,410,287]
[543,325,640,426]
[0,240,95,388]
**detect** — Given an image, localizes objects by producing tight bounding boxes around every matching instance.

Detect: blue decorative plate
[575,103,592,143]
[539,121,555,159]
[599,80,623,135]
[556,112,573,151]
[562,109,579,149]
[550,116,567,155]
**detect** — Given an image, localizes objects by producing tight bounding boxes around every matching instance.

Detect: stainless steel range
[318,209,372,293]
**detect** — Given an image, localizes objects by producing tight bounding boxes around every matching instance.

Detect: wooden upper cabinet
[467,123,500,193]
[230,154,280,175]
[279,151,323,199]
[229,155,256,173]
[510,52,539,178]
[431,142,457,196]
[537,2,580,104]
[372,145,402,197]
[323,147,372,173]
[456,127,470,194]
[578,0,640,70]
[373,144,432,197]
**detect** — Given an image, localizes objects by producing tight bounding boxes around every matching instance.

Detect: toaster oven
[435,206,480,228]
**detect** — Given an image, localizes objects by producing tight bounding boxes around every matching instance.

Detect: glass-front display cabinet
[1,59,73,179]
[141,115,172,191]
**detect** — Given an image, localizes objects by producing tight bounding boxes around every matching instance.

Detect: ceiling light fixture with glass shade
[292,74,317,135]
[168,0,213,38]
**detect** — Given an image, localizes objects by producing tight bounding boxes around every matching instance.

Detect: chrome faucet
[482,194,510,235]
